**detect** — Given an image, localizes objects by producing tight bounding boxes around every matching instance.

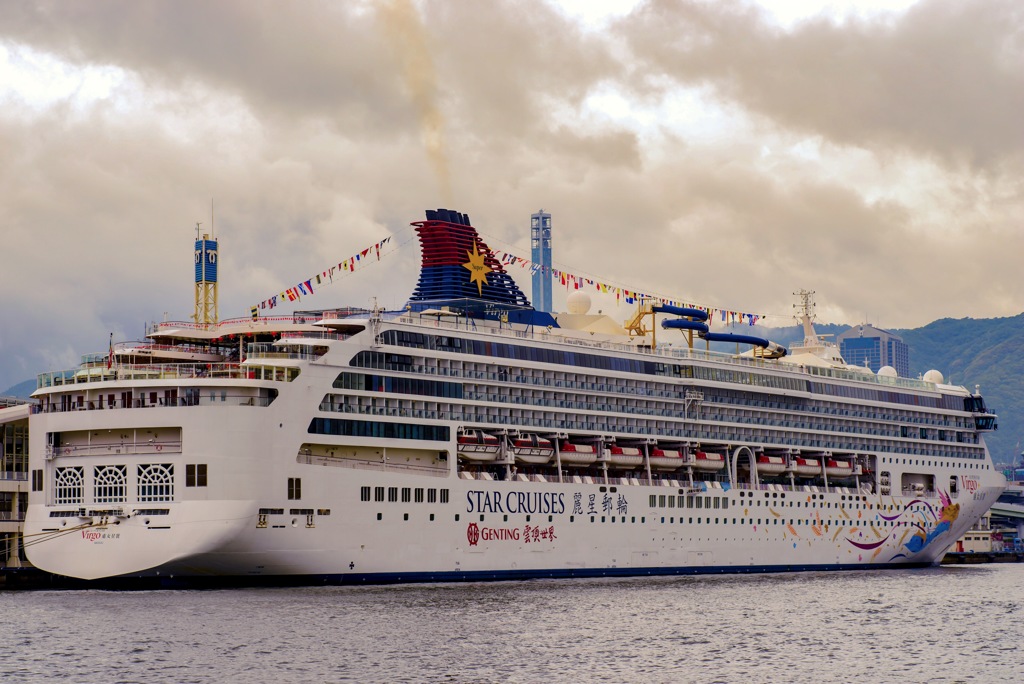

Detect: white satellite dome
[877,365,897,378]
[922,369,944,384]
[566,291,592,315]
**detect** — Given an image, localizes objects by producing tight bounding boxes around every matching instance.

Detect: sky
[0,0,1022,391]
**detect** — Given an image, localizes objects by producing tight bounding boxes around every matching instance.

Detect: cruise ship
[23,209,1006,583]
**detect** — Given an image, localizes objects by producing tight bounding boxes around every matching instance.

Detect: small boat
[559,442,597,466]
[648,448,683,471]
[825,458,854,478]
[693,451,725,472]
[755,454,787,476]
[511,434,554,465]
[608,446,643,469]
[792,457,822,477]
[457,429,501,462]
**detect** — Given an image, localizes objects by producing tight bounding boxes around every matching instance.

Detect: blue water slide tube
[661,318,710,334]
[652,304,709,321]
[702,332,788,357]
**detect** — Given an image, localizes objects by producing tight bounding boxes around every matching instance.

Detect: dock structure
[0,398,31,583]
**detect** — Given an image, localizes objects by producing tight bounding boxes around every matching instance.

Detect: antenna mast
[793,289,818,346]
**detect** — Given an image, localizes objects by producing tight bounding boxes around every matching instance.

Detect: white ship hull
[22,208,1006,584]
[24,330,1006,583]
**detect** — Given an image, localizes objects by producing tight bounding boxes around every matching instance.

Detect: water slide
[655,304,787,358]
[703,332,788,358]
[652,304,709,321]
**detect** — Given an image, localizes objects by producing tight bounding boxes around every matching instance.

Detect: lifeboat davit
[608,446,643,469]
[511,434,554,465]
[648,448,683,471]
[456,429,500,462]
[792,457,822,477]
[559,442,597,467]
[693,451,725,472]
[755,454,787,476]
[825,458,854,478]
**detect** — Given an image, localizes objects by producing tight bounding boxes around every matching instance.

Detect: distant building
[530,210,552,313]
[1,398,30,571]
[838,323,909,377]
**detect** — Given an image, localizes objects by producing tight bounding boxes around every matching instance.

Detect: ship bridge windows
[964,396,987,413]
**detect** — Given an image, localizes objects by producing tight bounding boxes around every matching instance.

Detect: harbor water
[2,564,1021,683]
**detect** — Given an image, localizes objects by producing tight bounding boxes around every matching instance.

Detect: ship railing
[37,363,300,389]
[901,487,938,499]
[37,393,277,414]
[277,331,349,341]
[148,314,332,335]
[47,440,184,458]
[386,314,944,392]
[246,344,326,362]
[113,341,221,355]
[297,452,448,477]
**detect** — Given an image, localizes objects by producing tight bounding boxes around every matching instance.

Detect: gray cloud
[0,0,1022,392]
[616,0,1024,170]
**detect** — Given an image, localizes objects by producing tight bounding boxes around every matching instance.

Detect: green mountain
[897,314,1024,468]
[1,379,35,399]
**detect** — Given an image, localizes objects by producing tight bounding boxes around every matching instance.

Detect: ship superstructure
[23,209,1005,583]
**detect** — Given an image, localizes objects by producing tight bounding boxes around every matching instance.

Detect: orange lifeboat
[559,442,597,467]
[456,429,500,462]
[755,454,787,476]
[693,451,725,472]
[511,434,554,465]
[608,446,643,469]
[648,448,683,471]
[792,457,821,477]
[825,458,854,478]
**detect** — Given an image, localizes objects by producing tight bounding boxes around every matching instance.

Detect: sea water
[2,564,1021,683]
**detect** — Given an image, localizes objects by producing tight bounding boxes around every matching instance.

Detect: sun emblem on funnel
[462,242,492,296]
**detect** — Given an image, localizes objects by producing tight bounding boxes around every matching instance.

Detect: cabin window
[54,466,84,504]
[375,487,385,502]
[32,469,43,492]
[138,464,174,502]
[94,465,127,503]
[186,464,207,487]
[401,487,411,503]
[360,486,371,502]
[427,488,437,503]
[287,477,301,500]
[415,488,424,503]
[388,487,398,502]
[440,489,449,504]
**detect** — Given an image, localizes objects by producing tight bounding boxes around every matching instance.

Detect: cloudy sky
[1,0,1021,391]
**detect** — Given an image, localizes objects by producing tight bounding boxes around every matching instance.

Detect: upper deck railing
[382,313,950,394]
[37,362,300,389]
